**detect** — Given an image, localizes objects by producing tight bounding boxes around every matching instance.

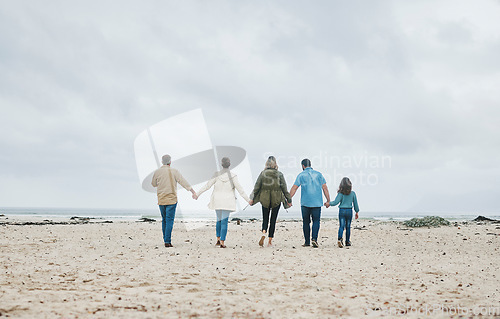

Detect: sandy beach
[1,216,499,318]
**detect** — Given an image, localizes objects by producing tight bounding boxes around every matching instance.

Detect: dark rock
[0,218,112,226]
[473,216,498,222]
[404,216,450,227]
[231,218,242,225]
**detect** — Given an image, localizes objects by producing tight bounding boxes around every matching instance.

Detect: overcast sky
[1,1,499,214]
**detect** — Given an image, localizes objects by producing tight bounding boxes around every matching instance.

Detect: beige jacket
[151,165,192,205]
[197,169,250,212]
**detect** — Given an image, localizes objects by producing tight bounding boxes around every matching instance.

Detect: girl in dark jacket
[249,156,292,247]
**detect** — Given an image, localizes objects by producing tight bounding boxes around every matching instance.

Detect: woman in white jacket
[195,157,250,248]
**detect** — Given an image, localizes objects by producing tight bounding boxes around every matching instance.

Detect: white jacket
[197,169,250,212]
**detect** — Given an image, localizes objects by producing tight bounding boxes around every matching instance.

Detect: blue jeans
[301,206,321,245]
[159,203,177,244]
[338,208,353,242]
[216,210,231,241]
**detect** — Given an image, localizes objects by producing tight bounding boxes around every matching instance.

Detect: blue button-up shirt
[293,167,326,208]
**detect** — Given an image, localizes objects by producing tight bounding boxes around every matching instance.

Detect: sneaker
[338,239,344,248]
[311,240,319,248]
[346,241,352,247]
[259,235,265,247]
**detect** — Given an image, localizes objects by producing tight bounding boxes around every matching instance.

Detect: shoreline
[1,213,498,225]
[2,207,500,223]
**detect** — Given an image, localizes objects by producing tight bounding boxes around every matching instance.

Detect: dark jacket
[250,168,292,208]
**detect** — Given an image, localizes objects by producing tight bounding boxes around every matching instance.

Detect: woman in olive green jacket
[249,156,292,247]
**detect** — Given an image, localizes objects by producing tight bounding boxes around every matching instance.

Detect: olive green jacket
[250,169,292,209]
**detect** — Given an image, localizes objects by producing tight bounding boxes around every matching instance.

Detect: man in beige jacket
[151,154,197,247]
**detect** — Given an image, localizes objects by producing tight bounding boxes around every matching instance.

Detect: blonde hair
[265,156,278,169]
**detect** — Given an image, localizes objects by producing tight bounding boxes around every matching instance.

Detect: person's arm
[233,175,251,203]
[196,175,217,199]
[289,184,299,198]
[330,193,342,207]
[322,183,331,207]
[289,174,300,198]
[175,170,196,197]
[353,192,360,218]
[151,171,158,187]
[249,172,263,205]
[279,172,292,207]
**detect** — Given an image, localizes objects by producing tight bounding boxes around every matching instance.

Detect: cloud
[0,0,499,213]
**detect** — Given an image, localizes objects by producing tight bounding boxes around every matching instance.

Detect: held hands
[248,200,254,206]
[190,188,198,200]
[287,202,292,208]
[324,201,331,208]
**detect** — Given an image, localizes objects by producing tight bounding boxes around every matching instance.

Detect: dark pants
[301,206,321,245]
[262,205,280,238]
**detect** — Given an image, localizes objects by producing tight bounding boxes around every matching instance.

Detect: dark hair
[301,158,311,169]
[338,177,352,195]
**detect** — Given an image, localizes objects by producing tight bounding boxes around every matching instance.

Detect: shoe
[302,243,310,247]
[311,240,319,248]
[220,245,227,248]
[215,239,221,246]
[346,241,352,247]
[338,239,344,248]
[165,243,173,248]
[259,235,265,247]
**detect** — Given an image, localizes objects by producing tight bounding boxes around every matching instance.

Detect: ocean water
[0,207,498,222]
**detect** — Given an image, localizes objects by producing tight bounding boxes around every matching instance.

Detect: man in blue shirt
[290,159,331,248]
